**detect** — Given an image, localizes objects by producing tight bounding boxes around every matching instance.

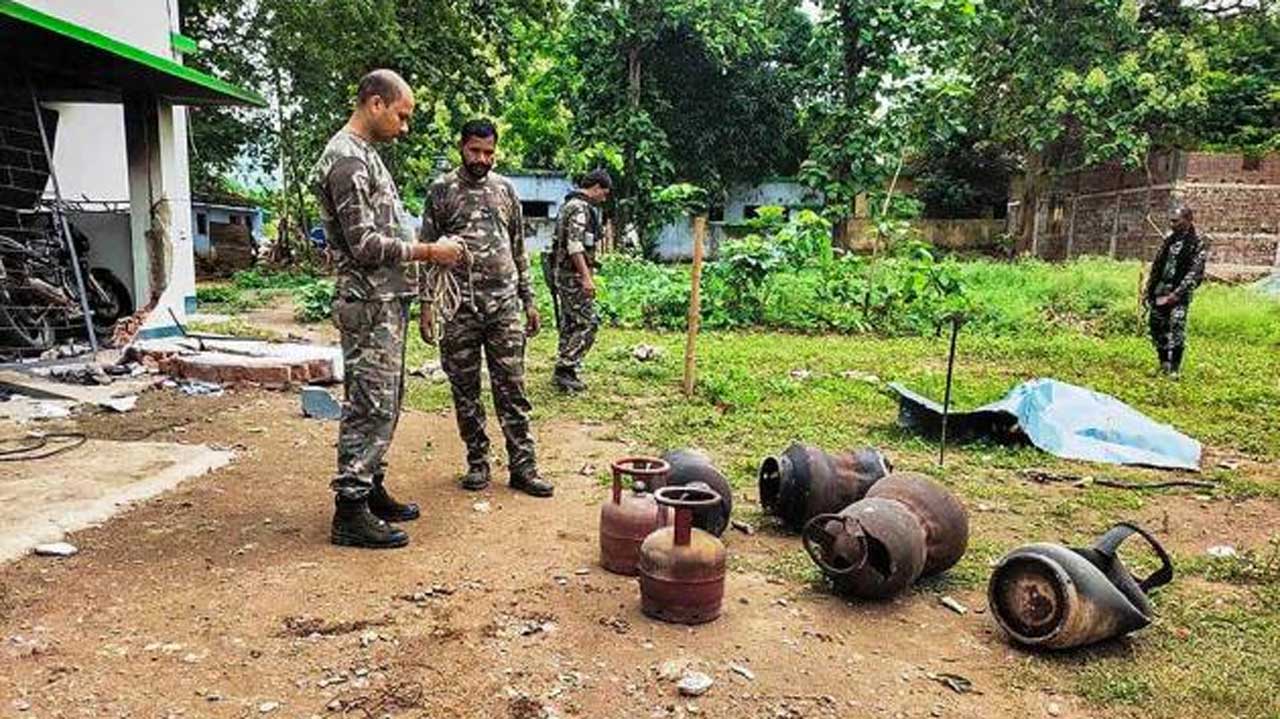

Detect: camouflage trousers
[331,296,410,500]
[1148,303,1188,352]
[554,283,599,371]
[439,297,537,478]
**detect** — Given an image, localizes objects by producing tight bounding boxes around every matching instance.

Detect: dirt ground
[0,324,1275,718]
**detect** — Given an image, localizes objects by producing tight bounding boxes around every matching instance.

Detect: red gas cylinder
[600,456,670,576]
[638,485,727,625]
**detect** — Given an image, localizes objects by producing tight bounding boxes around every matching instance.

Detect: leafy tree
[562,0,810,253]
[797,0,981,224]
[959,1,1280,250]
[182,0,556,255]
[180,0,272,194]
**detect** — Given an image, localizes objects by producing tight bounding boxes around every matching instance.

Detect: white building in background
[2,0,263,343]
[507,171,576,254]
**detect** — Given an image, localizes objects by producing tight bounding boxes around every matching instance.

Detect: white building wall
[723,180,822,222]
[27,0,198,324]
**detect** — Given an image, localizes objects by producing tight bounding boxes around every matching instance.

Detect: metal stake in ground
[939,315,962,467]
[682,215,708,397]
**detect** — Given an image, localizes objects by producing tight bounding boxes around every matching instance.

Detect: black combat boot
[331,496,409,549]
[510,470,555,498]
[460,463,491,491]
[368,476,420,522]
[552,366,585,393]
[1170,345,1185,376]
[1157,348,1173,375]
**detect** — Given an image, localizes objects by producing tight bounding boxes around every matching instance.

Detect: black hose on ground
[0,432,87,461]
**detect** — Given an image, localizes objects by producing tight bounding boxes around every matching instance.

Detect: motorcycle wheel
[0,299,55,352]
[88,267,134,334]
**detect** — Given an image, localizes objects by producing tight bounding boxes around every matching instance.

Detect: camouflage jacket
[309,129,416,301]
[552,193,600,286]
[419,167,532,312]
[1146,229,1208,306]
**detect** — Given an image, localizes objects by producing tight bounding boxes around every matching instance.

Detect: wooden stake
[683,215,707,397]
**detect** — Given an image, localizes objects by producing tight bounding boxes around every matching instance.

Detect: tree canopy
[183,0,1280,248]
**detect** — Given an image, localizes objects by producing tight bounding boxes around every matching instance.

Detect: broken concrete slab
[0,369,150,413]
[0,395,76,424]
[132,338,343,387]
[0,439,235,563]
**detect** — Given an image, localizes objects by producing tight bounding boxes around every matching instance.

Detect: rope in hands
[419,243,474,345]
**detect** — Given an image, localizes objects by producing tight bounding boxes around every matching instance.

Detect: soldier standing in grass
[549,169,612,392]
[1144,205,1208,376]
[311,69,464,549]
[418,119,553,498]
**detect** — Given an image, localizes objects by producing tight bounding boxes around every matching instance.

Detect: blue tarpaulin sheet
[890,378,1201,471]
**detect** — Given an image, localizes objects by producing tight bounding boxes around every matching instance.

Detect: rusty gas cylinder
[661,448,733,536]
[801,472,968,599]
[638,485,727,624]
[600,456,670,576]
[759,443,891,531]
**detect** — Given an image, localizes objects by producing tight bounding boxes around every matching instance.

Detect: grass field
[397,259,1280,719]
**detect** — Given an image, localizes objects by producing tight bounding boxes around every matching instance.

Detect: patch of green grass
[920,536,1008,591]
[1077,668,1155,706]
[185,317,280,341]
[1064,583,1280,718]
[1179,537,1280,586]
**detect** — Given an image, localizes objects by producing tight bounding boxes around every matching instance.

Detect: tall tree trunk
[1015,150,1045,256]
[833,0,865,247]
[838,0,864,111]
[622,43,642,253]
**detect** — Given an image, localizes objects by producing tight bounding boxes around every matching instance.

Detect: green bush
[293,280,335,323]
[597,208,967,336]
[195,283,242,305]
[592,211,1280,342]
[232,267,321,290]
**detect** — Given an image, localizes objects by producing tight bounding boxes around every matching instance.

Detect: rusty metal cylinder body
[758,443,891,531]
[866,472,969,576]
[599,457,669,576]
[988,522,1174,650]
[638,486,727,624]
[802,472,968,599]
[660,449,733,536]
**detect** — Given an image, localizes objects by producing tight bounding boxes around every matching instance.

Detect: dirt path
[0,386,1097,719]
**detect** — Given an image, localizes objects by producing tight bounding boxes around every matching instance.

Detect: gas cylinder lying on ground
[638,485,727,624]
[988,522,1174,650]
[599,456,669,576]
[801,472,968,599]
[660,448,733,536]
[758,443,892,531]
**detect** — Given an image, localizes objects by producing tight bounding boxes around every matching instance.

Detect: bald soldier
[310,70,464,549]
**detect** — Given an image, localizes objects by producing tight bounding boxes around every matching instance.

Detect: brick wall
[1020,151,1280,269]
[0,94,55,231]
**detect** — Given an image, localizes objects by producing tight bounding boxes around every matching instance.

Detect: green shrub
[195,283,242,305]
[293,280,335,323]
[232,267,321,290]
[591,211,1280,341]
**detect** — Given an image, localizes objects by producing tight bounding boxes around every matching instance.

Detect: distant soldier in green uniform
[419,119,553,497]
[311,70,464,549]
[549,169,612,392]
[1144,205,1208,376]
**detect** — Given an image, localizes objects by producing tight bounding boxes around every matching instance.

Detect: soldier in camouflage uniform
[1144,205,1208,376]
[549,169,612,392]
[311,70,464,548]
[419,119,553,497]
